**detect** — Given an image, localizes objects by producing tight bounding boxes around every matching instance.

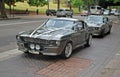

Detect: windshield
[86,16,103,23]
[40,19,75,30]
[104,10,109,12]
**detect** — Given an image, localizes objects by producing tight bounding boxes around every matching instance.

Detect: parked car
[110,9,119,15]
[90,5,103,15]
[81,10,89,16]
[103,9,110,15]
[46,9,56,16]
[114,10,120,16]
[56,9,73,18]
[16,18,92,58]
[85,15,112,37]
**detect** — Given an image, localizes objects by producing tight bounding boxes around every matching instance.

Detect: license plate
[29,50,39,54]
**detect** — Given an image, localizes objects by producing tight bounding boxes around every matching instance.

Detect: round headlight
[49,40,60,46]
[36,44,40,50]
[30,44,35,50]
[16,36,20,40]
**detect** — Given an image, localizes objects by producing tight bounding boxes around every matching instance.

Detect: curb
[98,50,120,77]
[0,17,21,20]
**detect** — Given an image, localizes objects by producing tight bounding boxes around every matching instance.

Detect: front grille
[21,37,49,45]
[89,27,99,30]
[88,27,94,31]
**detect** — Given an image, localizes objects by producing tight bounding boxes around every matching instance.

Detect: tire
[61,43,73,59]
[107,27,111,34]
[70,15,72,18]
[85,35,92,47]
[100,29,105,38]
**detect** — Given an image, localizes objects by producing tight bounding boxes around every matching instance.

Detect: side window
[84,22,88,29]
[73,21,85,31]
[106,17,108,21]
[103,18,107,22]
[77,21,83,30]
[103,17,108,22]
[81,21,85,29]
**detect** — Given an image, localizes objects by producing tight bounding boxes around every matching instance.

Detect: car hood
[86,21,103,27]
[19,28,74,40]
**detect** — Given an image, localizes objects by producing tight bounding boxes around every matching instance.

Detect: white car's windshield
[41,19,75,29]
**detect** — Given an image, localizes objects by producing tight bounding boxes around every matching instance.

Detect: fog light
[36,44,40,50]
[30,44,35,49]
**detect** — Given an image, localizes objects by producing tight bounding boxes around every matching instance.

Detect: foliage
[72,0,84,7]
[0,0,7,18]
[5,0,24,6]
[27,0,47,7]
[0,0,24,18]
[114,0,120,3]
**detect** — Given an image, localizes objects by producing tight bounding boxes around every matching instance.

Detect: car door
[76,21,86,45]
[71,21,83,47]
[103,17,110,33]
[80,21,87,44]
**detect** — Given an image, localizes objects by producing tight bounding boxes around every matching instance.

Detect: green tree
[0,0,24,18]
[114,0,120,3]
[27,0,47,7]
[0,0,7,18]
[72,0,84,12]
[5,0,24,5]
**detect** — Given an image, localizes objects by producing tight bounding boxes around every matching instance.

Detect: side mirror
[103,20,105,23]
[103,20,107,23]
[72,26,79,32]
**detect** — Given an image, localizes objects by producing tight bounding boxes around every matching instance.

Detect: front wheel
[85,35,92,47]
[100,29,105,38]
[61,43,73,59]
[107,27,111,34]
[70,15,72,18]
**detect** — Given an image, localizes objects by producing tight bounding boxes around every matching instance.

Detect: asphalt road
[0,15,120,77]
[0,17,48,52]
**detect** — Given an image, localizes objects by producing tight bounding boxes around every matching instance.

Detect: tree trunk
[0,0,8,18]
[57,0,60,10]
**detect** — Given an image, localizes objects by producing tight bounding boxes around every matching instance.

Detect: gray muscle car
[16,18,92,58]
[85,15,112,37]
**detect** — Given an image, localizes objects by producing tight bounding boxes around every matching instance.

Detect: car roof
[50,17,79,21]
[87,15,105,18]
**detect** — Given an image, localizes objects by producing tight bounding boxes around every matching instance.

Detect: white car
[114,10,119,16]
[56,9,73,18]
[103,9,110,15]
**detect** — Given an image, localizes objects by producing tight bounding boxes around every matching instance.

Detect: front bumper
[88,27,102,36]
[92,30,102,36]
[17,42,65,56]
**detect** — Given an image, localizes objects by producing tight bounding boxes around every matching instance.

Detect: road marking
[0,20,42,27]
[0,49,23,61]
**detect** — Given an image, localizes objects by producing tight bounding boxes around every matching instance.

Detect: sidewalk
[98,16,120,77]
[0,16,20,20]
[98,50,120,77]
[0,14,53,20]
[0,13,82,20]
